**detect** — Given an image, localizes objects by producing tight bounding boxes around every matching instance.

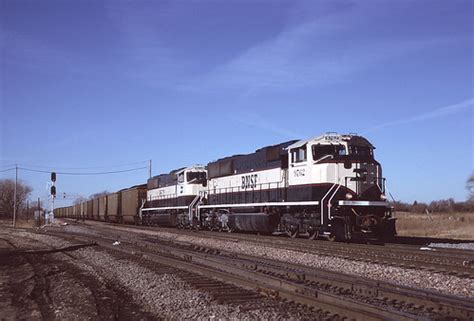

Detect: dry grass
[395,211,474,240]
[0,218,36,229]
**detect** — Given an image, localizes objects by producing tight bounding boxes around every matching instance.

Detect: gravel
[1,228,313,320]
[428,242,474,251]
[92,224,474,299]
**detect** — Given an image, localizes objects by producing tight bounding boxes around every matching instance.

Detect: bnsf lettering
[241,174,258,189]
[294,169,305,177]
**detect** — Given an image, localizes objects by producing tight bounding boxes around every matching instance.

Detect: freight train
[55,133,396,241]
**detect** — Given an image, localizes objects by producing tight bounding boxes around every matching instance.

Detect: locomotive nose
[349,163,384,200]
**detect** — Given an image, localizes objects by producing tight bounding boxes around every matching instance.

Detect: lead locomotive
[141,133,396,241]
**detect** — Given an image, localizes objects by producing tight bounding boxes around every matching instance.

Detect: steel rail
[75,219,473,278]
[0,243,97,256]
[41,227,473,321]
[40,229,420,321]
[152,238,474,321]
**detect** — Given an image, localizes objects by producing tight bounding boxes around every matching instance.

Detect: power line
[0,163,16,168]
[0,167,15,173]
[19,166,148,175]
[2,160,149,170]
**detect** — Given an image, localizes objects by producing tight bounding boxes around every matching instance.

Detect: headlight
[345,193,353,200]
[380,194,387,200]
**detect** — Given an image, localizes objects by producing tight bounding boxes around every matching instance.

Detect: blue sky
[1,0,472,206]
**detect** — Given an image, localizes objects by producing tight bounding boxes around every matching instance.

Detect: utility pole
[37,197,41,226]
[13,165,18,227]
[149,159,152,179]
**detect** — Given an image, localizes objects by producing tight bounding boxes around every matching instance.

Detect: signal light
[51,172,56,182]
[51,185,56,197]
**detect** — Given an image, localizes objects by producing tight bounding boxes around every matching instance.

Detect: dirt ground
[395,211,474,240]
[0,224,312,320]
[0,227,158,321]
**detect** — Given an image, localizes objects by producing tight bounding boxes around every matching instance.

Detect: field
[0,217,37,229]
[394,211,474,240]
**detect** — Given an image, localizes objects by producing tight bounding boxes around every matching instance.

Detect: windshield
[312,144,346,161]
[186,171,207,184]
[312,144,373,161]
[348,145,373,160]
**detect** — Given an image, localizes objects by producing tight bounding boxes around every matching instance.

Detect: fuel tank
[228,212,279,233]
[144,212,178,227]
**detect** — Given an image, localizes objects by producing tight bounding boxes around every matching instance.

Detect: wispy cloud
[0,30,93,77]
[363,98,474,133]
[235,112,302,139]
[103,1,192,87]
[179,2,456,96]
[101,1,467,96]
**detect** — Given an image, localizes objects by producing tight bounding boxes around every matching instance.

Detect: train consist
[55,133,396,241]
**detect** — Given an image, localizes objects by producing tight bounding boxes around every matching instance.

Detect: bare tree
[73,196,88,205]
[467,174,474,202]
[0,179,33,219]
[89,191,108,199]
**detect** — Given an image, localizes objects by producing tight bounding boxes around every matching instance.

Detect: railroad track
[185,230,474,278]
[37,230,341,320]
[40,226,474,321]
[70,219,474,278]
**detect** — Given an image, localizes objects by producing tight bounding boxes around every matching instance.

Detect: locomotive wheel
[308,230,319,240]
[286,229,298,238]
[218,226,233,233]
[284,224,299,238]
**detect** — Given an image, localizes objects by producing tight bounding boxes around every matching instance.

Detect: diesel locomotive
[55,133,396,242]
[141,133,396,241]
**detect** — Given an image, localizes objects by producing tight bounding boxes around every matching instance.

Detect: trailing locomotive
[55,133,396,242]
[141,165,207,227]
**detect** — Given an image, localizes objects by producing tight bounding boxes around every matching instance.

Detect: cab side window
[291,146,307,163]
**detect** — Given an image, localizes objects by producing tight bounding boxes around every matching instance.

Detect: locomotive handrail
[209,179,285,205]
[138,199,146,221]
[320,183,338,227]
[325,176,355,222]
[188,194,200,226]
[195,192,207,222]
[327,179,344,220]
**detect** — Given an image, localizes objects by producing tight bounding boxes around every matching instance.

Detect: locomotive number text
[293,169,306,177]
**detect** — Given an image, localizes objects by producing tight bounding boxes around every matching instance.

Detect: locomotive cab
[286,134,395,241]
